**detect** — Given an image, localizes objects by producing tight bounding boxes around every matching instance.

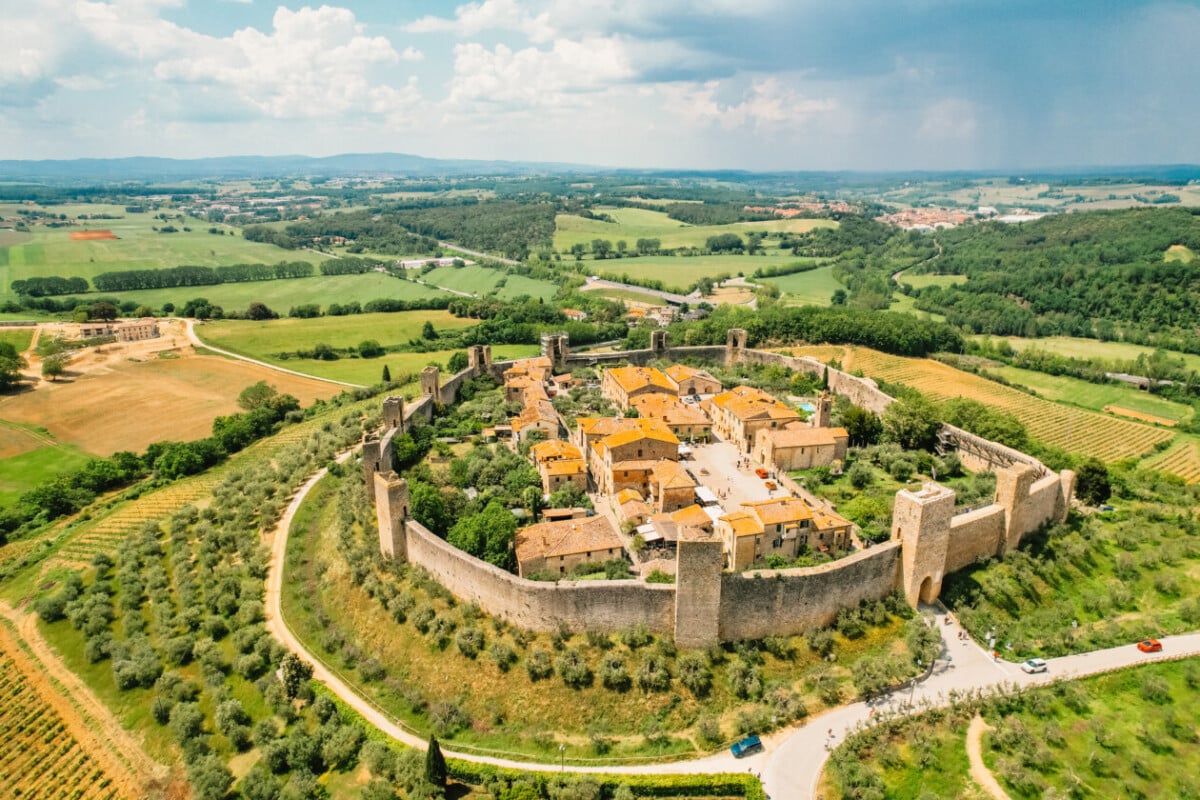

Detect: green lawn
[825,660,1200,800]
[592,287,668,306]
[0,328,33,352]
[0,205,327,300]
[553,206,837,253]
[196,311,540,384]
[587,253,815,293]
[988,364,1192,423]
[1165,244,1195,263]
[996,335,1200,373]
[761,265,844,306]
[896,273,966,289]
[887,292,948,322]
[94,273,448,313]
[0,443,94,506]
[421,265,558,301]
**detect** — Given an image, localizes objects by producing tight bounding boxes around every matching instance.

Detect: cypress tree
[425,735,446,788]
[382,364,391,384]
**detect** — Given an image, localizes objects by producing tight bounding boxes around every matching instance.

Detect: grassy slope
[0,205,326,300]
[0,442,94,506]
[421,265,558,301]
[897,273,966,289]
[92,273,448,312]
[553,207,837,252]
[989,364,1192,423]
[592,288,668,306]
[0,328,33,352]
[761,266,843,306]
[588,254,815,293]
[997,335,1200,374]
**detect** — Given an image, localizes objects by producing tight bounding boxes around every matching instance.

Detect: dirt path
[0,603,173,797]
[967,715,1012,800]
[184,318,366,389]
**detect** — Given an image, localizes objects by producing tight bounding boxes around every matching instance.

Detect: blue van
[731,735,763,758]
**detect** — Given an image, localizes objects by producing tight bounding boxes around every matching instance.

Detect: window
[772,537,781,548]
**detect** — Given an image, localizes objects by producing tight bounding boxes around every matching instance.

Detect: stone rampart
[402,519,677,635]
[717,542,901,640]
[944,505,1006,573]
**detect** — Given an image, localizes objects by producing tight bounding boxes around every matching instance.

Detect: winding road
[183,318,366,389]
[266,447,1200,798]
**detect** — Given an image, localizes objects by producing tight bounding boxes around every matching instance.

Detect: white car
[1020,658,1048,674]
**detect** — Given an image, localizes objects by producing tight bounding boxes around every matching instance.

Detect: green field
[0,442,94,506]
[0,204,327,300]
[94,272,448,313]
[0,328,33,352]
[196,310,539,384]
[1165,244,1195,263]
[421,265,558,300]
[553,206,837,252]
[592,287,668,306]
[997,335,1200,373]
[989,364,1193,423]
[825,660,1200,800]
[896,272,966,289]
[589,253,817,293]
[761,265,844,306]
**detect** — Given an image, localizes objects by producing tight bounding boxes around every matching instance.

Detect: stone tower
[893,482,956,605]
[467,344,492,373]
[995,464,1037,555]
[382,396,404,430]
[650,329,668,354]
[362,433,383,489]
[374,471,410,559]
[813,392,833,429]
[673,536,724,648]
[725,328,747,366]
[420,366,440,399]
[540,332,569,369]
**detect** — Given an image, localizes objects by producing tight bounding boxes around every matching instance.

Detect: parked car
[1137,639,1163,653]
[731,735,763,758]
[755,468,769,479]
[1020,658,1048,674]
[764,481,778,491]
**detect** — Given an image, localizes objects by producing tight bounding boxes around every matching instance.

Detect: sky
[2,0,1199,171]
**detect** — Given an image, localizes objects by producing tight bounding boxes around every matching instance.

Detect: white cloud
[407,0,554,42]
[916,98,977,141]
[400,46,425,62]
[661,77,835,131]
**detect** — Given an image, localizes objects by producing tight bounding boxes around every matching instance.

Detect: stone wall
[402,518,677,635]
[731,349,895,414]
[438,366,476,406]
[717,542,901,641]
[944,506,1006,573]
[674,538,724,648]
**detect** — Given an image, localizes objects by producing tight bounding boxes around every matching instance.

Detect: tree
[881,396,941,451]
[410,482,450,538]
[91,301,119,320]
[831,289,848,305]
[0,343,24,392]
[635,238,660,255]
[447,501,518,569]
[569,243,587,261]
[842,406,882,447]
[422,321,437,340]
[280,653,313,698]
[42,353,67,381]
[1075,458,1112,505]
[246,302,278,320]
[358,339,385,358]
[382,365,392,383]
[425,736,447,788]
[591,239,613,259]
[237,381,278,411]
[447,351,469,373]
[522,485,544,521]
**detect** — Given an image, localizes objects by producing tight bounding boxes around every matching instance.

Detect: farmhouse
[601,365,676,409]
[114,318,160,342]
[78,322,113,338]
[705,385,803,454]
[514,515,625,578]
[755,424,849,471]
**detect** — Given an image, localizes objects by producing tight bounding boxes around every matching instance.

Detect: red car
[755,468,769,479]
[1137,639,1163,653]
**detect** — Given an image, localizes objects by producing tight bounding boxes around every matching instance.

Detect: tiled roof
[607,366,675,394]
[763,427,848,448]
[651,460,696,490]
[741,497,814,526]
[515,516,623,562]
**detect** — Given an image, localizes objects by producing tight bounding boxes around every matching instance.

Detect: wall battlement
[364,331,1073,646]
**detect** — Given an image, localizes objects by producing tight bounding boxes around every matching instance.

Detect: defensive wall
[362,329,1074,647]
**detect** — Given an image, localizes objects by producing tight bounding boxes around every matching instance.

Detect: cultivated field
[0,630,126,800]
[761,265,844,306]
[553,206,837,252]
[800,346,1176,462]
[591,287,668,306]
[1141,436,1200,482]
[988,364,1192,423]
[589,254,816,292]
[0,204,326,299]
[996,335,1200,373]
[421,264,557,300]
[0,441,93,507]
[97,272,448,313]
[896,273,966,289]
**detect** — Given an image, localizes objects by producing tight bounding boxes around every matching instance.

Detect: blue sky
[1,0,1197,170]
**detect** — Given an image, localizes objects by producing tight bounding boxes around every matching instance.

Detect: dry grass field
[794,345,1175,463]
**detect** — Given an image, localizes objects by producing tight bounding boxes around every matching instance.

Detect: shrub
[727,659,762,700]
[636,655,671,693]
[599,654,631,692]
[526,649,553,681]
[619,624,652,650]
[455,627,485,659]
[556,648,594,689]
[677,652,713,697]
[487,642,517,671]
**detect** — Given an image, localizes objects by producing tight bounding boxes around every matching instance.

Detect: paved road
[183,318,366,389]
[438,241,521,266]
[268,451,1200,795]
[581,276,694,305]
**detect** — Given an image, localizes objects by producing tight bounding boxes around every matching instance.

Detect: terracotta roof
[544,459,587,476]
[606,366,675,394]
[608,459,660,472]
[741,497,814,526]
[721,511,765,537]
[616,488,644,504]
[620,499,652,521]
[601,425,680,450]
[512,400,558,431]
[710,385,800,424]
[630,394,711,427]
[515,516,623,563]
[762,427,848,448]
[530,440,582,463]
[651,460,696,490]
[663,364,720,388]
[811,507,852,532]
[670,504,712,529]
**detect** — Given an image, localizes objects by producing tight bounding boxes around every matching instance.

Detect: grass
[1165,244,1195,263]
[0,327,34,352]
[421,265,558,301]
[592,288,668,306]
[987,364,1193,423]
[896,273,966,289]
[0,442,94,506]
[196,310,541,384]
[887,292,948,322]
[586,254,815,293]
[995,335,1200,374]
[0,206,327,300]
[283,468,924,763]
[553,206,837,253]
[90,272,449,313]
[760,266,844,306]
[824,660,1200,799]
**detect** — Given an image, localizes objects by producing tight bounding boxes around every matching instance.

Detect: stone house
[717,496,852,570]
[601,366,676,409]
[512,400,560,443]
[514,515,625,578]
[663,364,723,397]
[649,460,697,513]
[754,425,849,471]
[630,394,712,442]
[115,318,159,342]
[704,385,802,454]
[530,440,588,495]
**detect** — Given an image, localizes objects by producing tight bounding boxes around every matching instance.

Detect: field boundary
[184,318,367,388]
